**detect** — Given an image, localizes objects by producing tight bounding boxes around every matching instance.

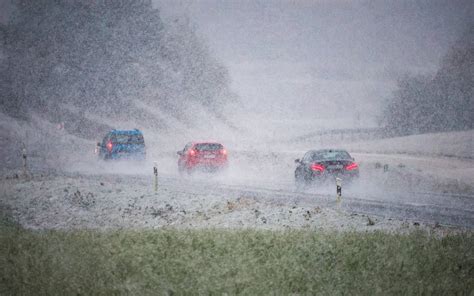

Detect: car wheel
[179,164,192,178]
[295,169,308,191]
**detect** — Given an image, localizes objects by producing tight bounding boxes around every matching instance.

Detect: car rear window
[312,150,351,161]
[194,143,223,151]
[112,134,144,144]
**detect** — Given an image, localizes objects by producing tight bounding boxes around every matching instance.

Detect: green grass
[1,220,473,295]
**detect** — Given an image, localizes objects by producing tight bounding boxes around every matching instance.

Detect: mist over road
[2,136,473,230]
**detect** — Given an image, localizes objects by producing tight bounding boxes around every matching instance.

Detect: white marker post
[336,177,342,206]
[153,161,158,193]
[22,148,29,178]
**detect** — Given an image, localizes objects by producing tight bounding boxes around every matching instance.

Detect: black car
[294,149,359,189]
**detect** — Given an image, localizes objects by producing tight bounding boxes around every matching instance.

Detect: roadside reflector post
[153,161,158,193]
[336,177,342,206]
[22,148,29,178]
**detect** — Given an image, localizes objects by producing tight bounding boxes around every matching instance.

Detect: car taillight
[310,163,325,172]
[221,149,227,155]
[188,149,196,156]
[345,162,358,171]
[106,141,113,152]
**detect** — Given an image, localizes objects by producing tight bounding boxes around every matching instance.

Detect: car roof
[307,149,349,154]
[192,142,223,145]
[109,129,143,135]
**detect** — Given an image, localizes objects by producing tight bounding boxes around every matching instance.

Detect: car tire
[295,169,308,191]
[178,164,191,178]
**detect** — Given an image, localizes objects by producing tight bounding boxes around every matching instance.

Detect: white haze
[0,0,472,212]
[156,0,472,131]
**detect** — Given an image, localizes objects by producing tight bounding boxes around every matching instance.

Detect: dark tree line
[0,0,232,138]
[382,26,473,135]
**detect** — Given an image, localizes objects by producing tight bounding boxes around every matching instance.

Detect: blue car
[96,129,146,161]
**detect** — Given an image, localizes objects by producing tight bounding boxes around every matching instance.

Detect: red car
[177,142,228,174]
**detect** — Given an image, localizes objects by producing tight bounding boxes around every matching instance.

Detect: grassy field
[1,217,473,295]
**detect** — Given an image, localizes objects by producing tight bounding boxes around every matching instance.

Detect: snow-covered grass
[1,218,472,295]
[347,130,474,159]
[0,112,96,171]
[0,172,401,231]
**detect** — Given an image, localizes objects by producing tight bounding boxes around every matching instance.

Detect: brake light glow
[106,141,113,152]
[310,163,325,172]
[221,149,227,155]
[188,149,196,156]
[345,162,358,171]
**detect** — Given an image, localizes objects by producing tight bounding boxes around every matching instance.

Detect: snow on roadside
[0,172,466,235]
[1,111,472,233]
[347,130,474,159]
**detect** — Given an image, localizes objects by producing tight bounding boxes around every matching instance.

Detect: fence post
[336,177,342,206]
[22,148,29,178]
[153,161,158,192]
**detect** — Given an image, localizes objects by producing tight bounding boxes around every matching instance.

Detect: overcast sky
[155,0,473,125]
[2,0,472,126]
[158,1,470,68]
